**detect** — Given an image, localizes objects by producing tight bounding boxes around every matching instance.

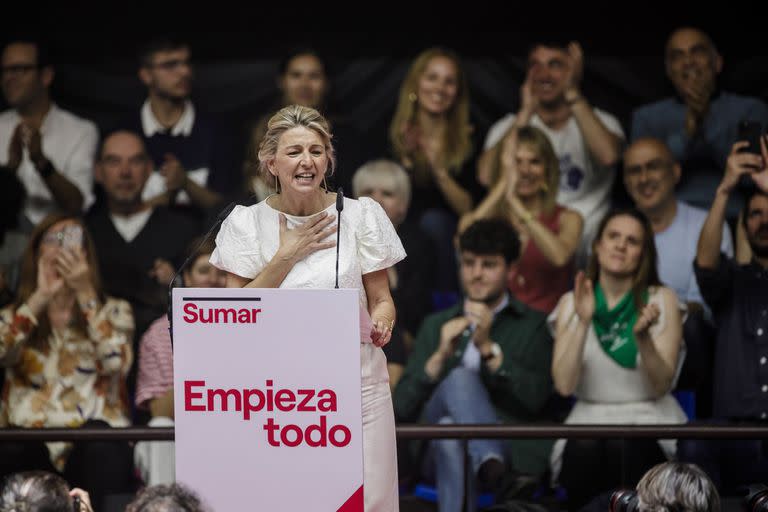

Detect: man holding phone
[393,219,553,511]
[630,27,768,218]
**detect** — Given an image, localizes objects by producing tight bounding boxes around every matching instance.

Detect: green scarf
[592,284,648,369]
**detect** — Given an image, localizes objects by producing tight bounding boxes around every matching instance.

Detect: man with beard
[678,137,768,491]
[121,38,236,222]
[631,27,768,218]
[393,218,553,511]
[480,41,624,268]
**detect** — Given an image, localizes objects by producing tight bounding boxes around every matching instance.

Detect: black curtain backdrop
[2,28,767,187]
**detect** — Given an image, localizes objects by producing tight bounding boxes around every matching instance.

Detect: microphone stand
[167,201,236,349]
[335,187,344,289]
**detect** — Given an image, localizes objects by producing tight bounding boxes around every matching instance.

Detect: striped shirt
[135,316,173,409]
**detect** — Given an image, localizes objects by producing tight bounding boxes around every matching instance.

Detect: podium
[172,288,364,511]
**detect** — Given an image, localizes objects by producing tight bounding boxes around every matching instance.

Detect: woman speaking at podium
[210,105,405,511]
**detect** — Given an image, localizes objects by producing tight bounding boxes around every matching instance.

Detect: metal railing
[3,424,766,511]
[2,423,768,441]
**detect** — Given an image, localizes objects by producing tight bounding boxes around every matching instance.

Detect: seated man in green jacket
[394,218,554,512]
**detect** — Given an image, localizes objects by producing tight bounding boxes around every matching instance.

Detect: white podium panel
[173,288,363,511]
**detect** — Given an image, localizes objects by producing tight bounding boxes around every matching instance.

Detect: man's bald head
[623,138,681,215]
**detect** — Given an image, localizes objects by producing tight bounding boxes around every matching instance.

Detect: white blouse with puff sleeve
[210,195,406,383]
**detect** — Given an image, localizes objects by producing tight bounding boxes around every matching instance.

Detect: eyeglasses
[0,64,38,76]
[150,58,191,71]
[624,158,672,177]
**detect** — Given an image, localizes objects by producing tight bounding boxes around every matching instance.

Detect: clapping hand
[565,42,584,92]
[160,153,187,192]
[573,271,595,324]
[633,303,661,339]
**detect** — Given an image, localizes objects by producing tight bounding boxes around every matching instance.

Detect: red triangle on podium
[336,485,363,512]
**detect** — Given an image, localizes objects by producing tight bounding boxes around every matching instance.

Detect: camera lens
[610,489,639,512]
[745,484,768,512]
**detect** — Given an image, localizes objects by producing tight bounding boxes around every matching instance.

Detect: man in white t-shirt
[0,39,97,228]
[480,41,625,267]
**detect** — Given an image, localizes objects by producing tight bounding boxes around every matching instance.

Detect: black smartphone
[737,120,762,155]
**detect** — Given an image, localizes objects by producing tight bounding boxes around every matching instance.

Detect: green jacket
[393,297,555,475]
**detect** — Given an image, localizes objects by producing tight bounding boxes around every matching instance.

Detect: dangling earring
[408,92,417,103]
[274,174,280,194]
[323,175,329,192]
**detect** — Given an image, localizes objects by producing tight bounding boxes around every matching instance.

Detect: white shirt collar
[8,103,59,134]
[140,99,195,137]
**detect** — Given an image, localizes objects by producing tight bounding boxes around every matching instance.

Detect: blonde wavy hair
[257,104,336,185]
[389,47,472,179]
[514,126,560,215]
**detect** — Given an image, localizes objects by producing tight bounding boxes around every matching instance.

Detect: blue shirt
[654,201,733,319]
[631,92,768,217]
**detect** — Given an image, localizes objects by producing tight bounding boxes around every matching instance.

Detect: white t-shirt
[110,209,154,243]
[484,110,625,265]
[0,104,97,225]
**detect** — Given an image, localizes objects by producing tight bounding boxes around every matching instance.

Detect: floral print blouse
[0,297,134,469]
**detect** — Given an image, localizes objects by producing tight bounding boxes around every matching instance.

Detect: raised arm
[508,199,583,267]
[551,273,594,396]
[564,43,622,168]
[477,77,537,187]
[633,287,683,398]
[697,142,760,269]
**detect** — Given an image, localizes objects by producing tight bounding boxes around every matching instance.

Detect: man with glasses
[623,137,733,417]
[121,38,236,222]
[0,38,97,228]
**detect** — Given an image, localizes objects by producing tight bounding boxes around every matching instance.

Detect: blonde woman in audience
[460,126,583,313]
[390,47,480,291]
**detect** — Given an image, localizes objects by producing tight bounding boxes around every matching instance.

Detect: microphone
[335,187,344,288]
[167,201,236,348]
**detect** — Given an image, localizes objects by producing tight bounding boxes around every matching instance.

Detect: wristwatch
[481,342,502,362]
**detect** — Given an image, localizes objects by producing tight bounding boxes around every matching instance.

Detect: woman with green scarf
[548,209,687,510]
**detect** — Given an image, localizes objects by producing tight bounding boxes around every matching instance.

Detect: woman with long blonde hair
[389,47,478,290]
[460,125,583,312]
